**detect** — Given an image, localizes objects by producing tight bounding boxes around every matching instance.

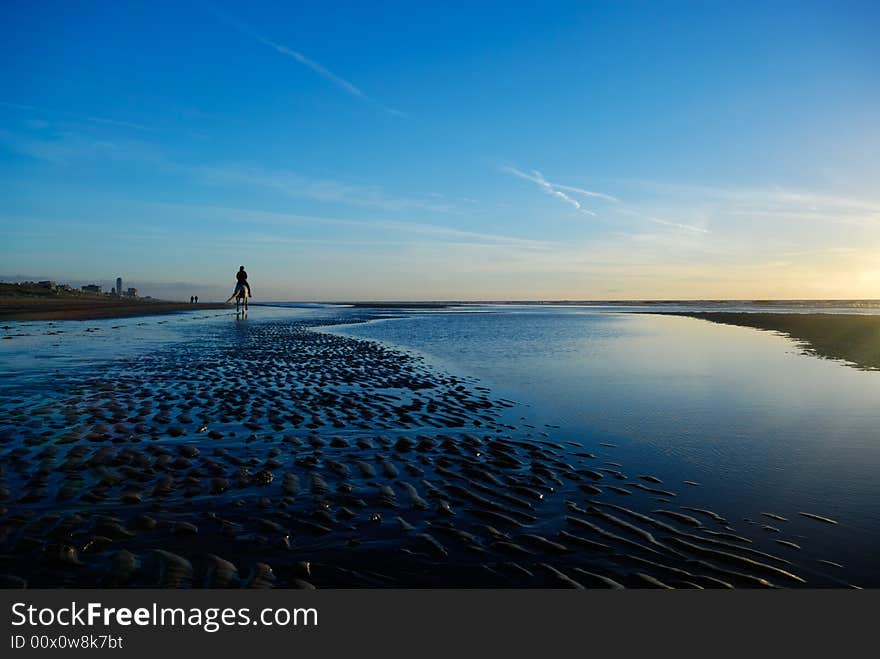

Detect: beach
[0,296,225,322]
[1,304,874,589]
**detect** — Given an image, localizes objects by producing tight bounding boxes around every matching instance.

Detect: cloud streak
[150,202,556,251]
[0,101,36,111]
[0,129,119,165]
[194,164,458,214]
[209,5,404,117]
[0,124,459,215]
[255,35,367,99]
[502,166,620,215]
[81,115,152,131]
[503,166,718,235]
[544,181,619,202]
[631,180,880,221]
[645,217,709,234]
[612,208,709,234]
[0,101,152,131]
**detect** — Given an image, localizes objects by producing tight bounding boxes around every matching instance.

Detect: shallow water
[1,303,878,588]
[331,305,880,585]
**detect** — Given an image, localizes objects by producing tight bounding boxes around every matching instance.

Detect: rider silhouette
[227,265,252,303]
[236,266,251,297]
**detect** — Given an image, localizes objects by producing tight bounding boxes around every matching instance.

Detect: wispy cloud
[0,100,152,131]
[645,216,709,233]
[81,115,151,131]
[208,5,404,117]
[0,129,119,165]
[501,165,710,236]
[503,166,592,215]
[0,101,36,111]
[0,123,461,215]
[542,180,619,202]
[255,35,367,99]
[194,164,456,214]
[613,207,709,234]
[0,128,164,166]
[629,180,880,226]
[150,202,555,251]
[502,166,620,215]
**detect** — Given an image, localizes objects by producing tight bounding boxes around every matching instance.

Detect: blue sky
[2,0,879,300]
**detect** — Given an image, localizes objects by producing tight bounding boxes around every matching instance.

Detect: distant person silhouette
[194,295,198,304]
[190,295,194,304]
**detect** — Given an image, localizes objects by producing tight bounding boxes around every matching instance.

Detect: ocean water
[328,304,880,584]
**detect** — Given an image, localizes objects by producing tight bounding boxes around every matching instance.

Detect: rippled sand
[0,313,857,588]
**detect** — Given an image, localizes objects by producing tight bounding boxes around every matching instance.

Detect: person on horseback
[226,265,252,303]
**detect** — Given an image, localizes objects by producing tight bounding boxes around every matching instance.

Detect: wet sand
[657,312,880,371]
[0,297,225,322]
[0,311,859,588]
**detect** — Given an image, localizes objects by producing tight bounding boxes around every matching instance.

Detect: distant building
[126,287,138,298]
[38,280,56,290]
[81,284,102,293]
[116,277,123,297]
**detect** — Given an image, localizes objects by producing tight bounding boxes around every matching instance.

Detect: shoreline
[334,299,880,310]
[0,298,227,321]
[652,311,880,371]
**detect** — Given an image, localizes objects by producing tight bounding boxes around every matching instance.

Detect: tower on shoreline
[116,277,122,298]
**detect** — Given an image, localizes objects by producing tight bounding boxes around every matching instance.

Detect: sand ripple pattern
[0,316,856,588]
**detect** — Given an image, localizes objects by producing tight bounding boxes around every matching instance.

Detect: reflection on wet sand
[660,312,880,371]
